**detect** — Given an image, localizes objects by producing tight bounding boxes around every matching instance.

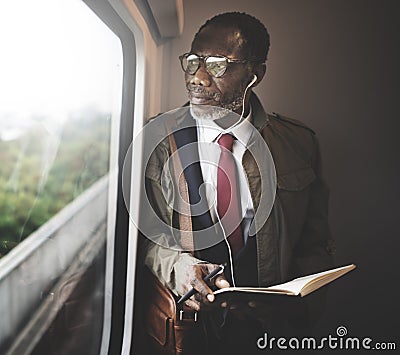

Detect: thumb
[214,274,230,289]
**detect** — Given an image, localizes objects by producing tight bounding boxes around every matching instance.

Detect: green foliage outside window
[0,110,110,257]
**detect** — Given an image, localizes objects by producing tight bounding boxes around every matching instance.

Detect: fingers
[203,264,230,290]
[182,263,229,306]
[220,302,240,309]
[248,300,257,308]
[214,274,230,289]
[188,264,215,302]
[185,298,200,311]
[185,294,216,311]
[219,300,257,310]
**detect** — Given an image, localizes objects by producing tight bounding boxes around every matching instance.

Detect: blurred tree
[0,110,110,257]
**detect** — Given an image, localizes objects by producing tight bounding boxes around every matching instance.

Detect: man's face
[185,24,253,120]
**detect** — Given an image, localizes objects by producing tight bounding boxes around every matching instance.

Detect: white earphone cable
[223,74,257,132]
[212,75,257,286]
[214,203,236,287]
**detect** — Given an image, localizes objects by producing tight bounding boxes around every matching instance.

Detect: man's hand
[220,296,303,325]
[182,263,230,311]
[220,299,277,321]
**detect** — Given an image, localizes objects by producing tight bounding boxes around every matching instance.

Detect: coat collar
[249,93,270,132]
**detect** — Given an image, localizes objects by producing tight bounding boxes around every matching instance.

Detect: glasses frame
[179,53,259,78]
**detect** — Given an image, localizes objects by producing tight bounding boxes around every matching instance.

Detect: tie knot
[218,133,234,151]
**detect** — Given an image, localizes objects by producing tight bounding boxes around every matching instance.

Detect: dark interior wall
[164,0,400,340]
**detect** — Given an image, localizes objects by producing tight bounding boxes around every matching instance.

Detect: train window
[0,0,129,354]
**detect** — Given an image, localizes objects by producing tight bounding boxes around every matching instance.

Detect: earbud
[248,74,257,88]
[226,74,258,131]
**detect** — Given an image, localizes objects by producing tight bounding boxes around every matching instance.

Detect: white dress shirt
[196,110,255,243]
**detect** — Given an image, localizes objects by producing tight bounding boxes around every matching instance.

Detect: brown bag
[142,127,207,354]
[143,268,207,355]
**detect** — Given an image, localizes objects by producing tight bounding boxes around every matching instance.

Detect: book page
[267,264,355,295]
[213,264,355,296]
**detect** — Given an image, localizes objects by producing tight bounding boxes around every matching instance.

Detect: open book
[214,264,356,298]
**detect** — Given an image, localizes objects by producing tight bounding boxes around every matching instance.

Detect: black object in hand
[177,264,225,304]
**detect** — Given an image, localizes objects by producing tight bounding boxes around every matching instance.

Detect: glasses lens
[205,56,227,77]
[182,54,199,74]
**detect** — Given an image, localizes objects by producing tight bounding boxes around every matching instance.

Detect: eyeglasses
[179,53,258,78]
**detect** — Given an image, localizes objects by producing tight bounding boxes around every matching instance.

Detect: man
[140,12,335,354]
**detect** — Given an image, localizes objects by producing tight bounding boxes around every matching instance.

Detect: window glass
[0,0,123,353]
[0,0,122,255]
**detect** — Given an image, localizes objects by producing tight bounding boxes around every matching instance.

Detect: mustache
[186,84,221,102]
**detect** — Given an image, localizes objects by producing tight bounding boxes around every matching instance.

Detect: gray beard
[190,94,244,121]
[220,95,244,113]
[190,104,230,121]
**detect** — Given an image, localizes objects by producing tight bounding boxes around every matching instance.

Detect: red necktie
[217,134,244,255]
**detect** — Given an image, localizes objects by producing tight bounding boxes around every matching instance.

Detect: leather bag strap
[167,125,195,254]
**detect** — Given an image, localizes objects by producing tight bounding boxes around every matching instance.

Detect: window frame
[81,1,143,354]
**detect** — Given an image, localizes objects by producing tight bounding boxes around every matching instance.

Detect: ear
[251,63,266,87]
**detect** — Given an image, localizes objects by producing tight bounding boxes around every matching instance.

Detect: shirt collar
[196,106,253,146]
